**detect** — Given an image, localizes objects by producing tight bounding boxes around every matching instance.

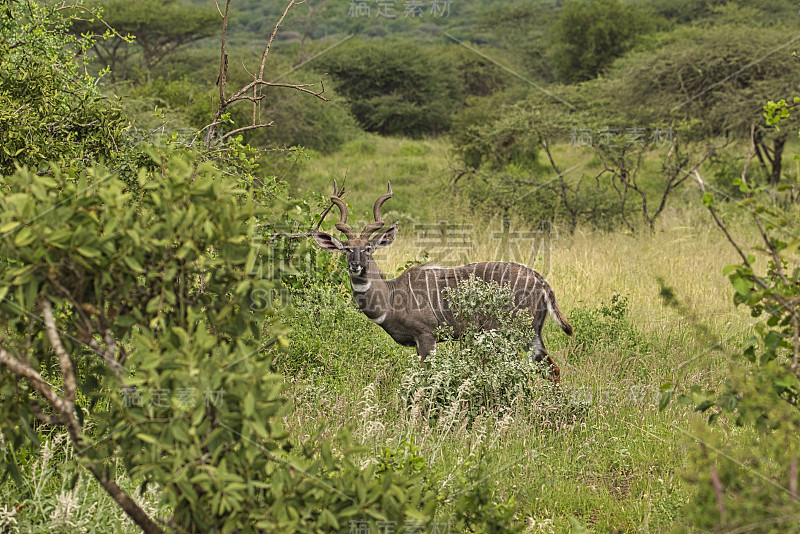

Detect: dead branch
[0,342,162,533]
[204,0,329,147]
[41,299,77,405]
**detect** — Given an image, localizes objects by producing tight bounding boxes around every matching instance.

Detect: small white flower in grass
[0,504,19,534]
[51,489,80,527]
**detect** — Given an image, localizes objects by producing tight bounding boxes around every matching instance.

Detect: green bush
[567,293,653,364]
[0,1,128,175]
[549,0,657,83]
[0,150,438,532]
[315,39,462,137]
[400,277,557,419]
[675,159,800,531]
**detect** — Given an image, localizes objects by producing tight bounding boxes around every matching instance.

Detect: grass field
[2,134,768,533]
[278,135,760,531]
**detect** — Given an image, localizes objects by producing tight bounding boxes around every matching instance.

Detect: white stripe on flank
[434,272,444,322]
[498,263,508,287]
[521,272,531,307]
[512,267,523,294]
[408,272,419,307]
[425,271,434,317]
[351,279,371,292]
[372,313,387,325]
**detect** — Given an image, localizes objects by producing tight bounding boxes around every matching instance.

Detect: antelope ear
[371,222,399,249]
[312,232,347,253]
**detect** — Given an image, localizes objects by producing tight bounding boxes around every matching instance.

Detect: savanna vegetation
[0,0,798,532]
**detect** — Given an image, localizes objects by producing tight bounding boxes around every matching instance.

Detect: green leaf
[123,255,144,272]
[136,433,159,445]
[731,277,750,297]
[77,246,102,258]
[13,226,34,247]
[658,390,672,411]
[243,392,255,417]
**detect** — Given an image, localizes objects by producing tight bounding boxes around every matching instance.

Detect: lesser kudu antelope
[311,181,573,382]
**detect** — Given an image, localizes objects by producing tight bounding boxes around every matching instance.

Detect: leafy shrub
[549,0,657,83]
[0,1,128,175]
[449,451,524,534]
[566,293,653,364]
[450,98,627,231]
[675,145,800,530]
[451,103,544,171]
[240,86,360,154]
[401,277,555,419]
[0,150,438,532]
[315,39,462,137]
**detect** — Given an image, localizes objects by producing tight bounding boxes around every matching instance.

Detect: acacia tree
[604,25,800,185]
[70,0,218,80]
[591,132,720,232]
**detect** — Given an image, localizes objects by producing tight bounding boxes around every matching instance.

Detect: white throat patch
[351,279,371,292]
[372,313,387,325]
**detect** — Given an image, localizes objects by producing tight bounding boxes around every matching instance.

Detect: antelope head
[312,181,398,277]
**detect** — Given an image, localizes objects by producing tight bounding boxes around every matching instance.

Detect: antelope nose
[349,262,361,273]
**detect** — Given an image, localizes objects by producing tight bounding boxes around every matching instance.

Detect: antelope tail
[545,287,573,336]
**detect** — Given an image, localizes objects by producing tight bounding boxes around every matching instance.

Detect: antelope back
[401,261,547,329]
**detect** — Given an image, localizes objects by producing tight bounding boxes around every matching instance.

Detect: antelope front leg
[415,334,436,364]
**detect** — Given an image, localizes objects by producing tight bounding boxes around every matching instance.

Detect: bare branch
[0,343,160,532]
[694,171,753,268]
[259,0,301,81]
[212,0,224,18]
[221,121,275,141]
[41,298,77,405]
[204,0,327,147]
[0,347,63,411]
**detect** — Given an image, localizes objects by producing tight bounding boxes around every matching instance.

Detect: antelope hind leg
[528,338,560,384]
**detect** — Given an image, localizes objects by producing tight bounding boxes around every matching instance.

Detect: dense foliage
[0,1,127,174]
[316,39,462,137]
